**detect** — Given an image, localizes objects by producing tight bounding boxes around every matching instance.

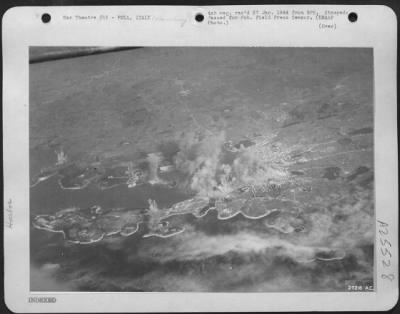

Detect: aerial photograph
[30,47,374,292]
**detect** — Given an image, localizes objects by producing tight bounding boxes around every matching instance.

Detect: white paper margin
[2,5,398,312]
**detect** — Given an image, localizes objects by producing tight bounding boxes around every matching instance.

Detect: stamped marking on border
[378,220,395,282]
[5,198,13,229]
[28,297,57,303]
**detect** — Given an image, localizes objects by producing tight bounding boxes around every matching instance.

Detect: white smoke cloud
[172,130,290,199]
[174,131,226,197]
[135,224,336,264]
[147,153,164,184]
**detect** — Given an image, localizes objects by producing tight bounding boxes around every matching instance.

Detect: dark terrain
[30,47,374,292]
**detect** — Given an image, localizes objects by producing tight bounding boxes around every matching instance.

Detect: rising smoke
[174,131,227,197]
[172,130,287,198]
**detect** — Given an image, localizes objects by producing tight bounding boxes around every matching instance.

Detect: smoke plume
[174,131,226,197]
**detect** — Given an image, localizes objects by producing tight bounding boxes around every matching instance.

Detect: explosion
[173,130,288,199]
[147,153,164,184]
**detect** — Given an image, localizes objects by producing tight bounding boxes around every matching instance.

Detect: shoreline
[32,194,303,245]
